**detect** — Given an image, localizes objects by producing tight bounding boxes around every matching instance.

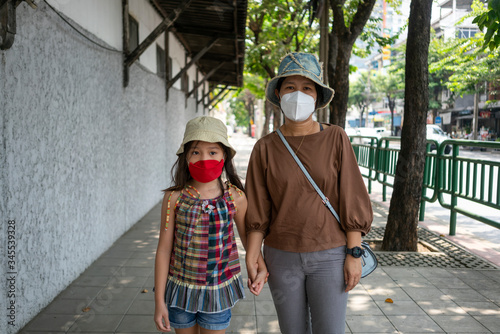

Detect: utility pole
[472,83,479,140]
[318,0,329,123]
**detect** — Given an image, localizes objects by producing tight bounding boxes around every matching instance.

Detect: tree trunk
[388,95,395,135]
[327,0,377,128]
[329,41,352,128]
[382,0,433,251]
[261,100,271,137]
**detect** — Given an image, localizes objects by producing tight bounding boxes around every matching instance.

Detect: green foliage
[472,0,500,51]
[228,97,250,127]
[430,34,500,99]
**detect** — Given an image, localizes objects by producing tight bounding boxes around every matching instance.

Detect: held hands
[246,254,269,296]
[344,255,362,292]
[154,303,171,332]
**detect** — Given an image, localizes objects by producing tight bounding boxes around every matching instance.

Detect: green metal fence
[350,136,500,235]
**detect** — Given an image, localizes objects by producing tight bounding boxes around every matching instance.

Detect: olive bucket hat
[266,52,335,110]
[176,116,236,158]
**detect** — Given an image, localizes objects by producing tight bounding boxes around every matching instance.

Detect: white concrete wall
[0,1,205,331]
[46,0,122,50]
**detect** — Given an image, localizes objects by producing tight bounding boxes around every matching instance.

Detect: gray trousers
[263,245,348,334]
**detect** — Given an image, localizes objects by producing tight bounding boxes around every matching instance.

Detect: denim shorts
[167,305,232,330]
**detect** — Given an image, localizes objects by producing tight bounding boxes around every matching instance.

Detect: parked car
[355,127,391,144]
[427,124,451,154]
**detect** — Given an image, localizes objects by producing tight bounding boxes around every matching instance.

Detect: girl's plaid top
[165,184,245,313]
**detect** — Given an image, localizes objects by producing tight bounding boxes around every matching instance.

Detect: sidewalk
[20,132,500,333]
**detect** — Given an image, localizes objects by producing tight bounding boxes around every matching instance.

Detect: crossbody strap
[276,128,341,225]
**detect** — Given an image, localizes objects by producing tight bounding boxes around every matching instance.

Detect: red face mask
[188,159,224,183]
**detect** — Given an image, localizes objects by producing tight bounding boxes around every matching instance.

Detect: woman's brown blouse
[245,124,373,253]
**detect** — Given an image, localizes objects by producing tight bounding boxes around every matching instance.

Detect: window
[457,27,479,39]
[181,71,189,93]
[129,15,139,52]
[156,45,166,79]
[167,57,172,80]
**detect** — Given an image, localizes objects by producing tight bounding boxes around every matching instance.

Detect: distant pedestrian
[245,52,373,334]
[154,116,266,333]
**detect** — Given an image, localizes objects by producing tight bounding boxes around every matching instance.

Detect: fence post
[449,144,459,236]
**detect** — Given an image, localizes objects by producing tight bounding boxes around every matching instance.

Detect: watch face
[352,247,363,257]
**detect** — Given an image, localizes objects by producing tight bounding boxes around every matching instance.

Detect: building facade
[0,0,246,331]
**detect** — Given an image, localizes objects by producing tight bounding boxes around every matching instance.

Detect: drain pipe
[0,0,37,50]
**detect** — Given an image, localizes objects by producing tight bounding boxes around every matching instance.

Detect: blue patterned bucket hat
[266,52,335,109]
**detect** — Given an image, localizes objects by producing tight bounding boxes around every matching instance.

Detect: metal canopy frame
[0,0,36,50]
[123,0,247,108]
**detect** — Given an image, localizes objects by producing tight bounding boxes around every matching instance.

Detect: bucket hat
[176,116,236,158]
[266,52,335,109]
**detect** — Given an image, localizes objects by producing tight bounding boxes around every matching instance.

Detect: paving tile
[107,275,149,288]
[347,300,384,316]
[124,257,155,267]
[100,248,135,259]
[92,257,128,267]
[346,315,398,333]
[417,300,467,315]
[43,297,90,315]
[255,300,277,316]
[479,288,500,303]
[59,286,103,300]
[87,297,134,314]
[116,314,158,332]
[96,286,140,301]
[464,279,500,290]
[416,268,456,279]
[256,315,281,333]
[430,315,490,333]
[115,266,153,277]
[428,276,470,289]
[440,287,491,302]
[83,265,123,277]
[383,267,425,279]
[72,274,110,287]
[387,315,444,332]
[473,315,500,332]
[480,270,500,282]
[364,286,412,301]
[374,300,426,316]
[403,287,450,301]
[68,314,122,332]
[228,315,257,332]
[127,299,155,315]
[232,300,256,316]
[22,314,80,332]
[456,301,500,315]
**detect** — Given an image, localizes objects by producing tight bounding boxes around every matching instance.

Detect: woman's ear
[275,89,280,102]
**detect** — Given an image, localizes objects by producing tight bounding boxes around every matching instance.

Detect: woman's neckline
[280,122,327,137]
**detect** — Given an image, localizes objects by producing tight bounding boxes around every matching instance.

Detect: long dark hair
[165,141,244,193]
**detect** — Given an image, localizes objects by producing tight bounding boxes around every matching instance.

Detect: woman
[245,52,373,334]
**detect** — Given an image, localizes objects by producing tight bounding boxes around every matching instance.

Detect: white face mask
[280,91,316,122]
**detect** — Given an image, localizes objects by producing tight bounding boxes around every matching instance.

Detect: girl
[154,116,266,333]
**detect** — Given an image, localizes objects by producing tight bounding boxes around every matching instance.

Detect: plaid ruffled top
[165,184,245,313]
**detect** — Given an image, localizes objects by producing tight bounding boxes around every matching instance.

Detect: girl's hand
[154,303,171,332]
[247,256,268,296]
[344,255,362,292]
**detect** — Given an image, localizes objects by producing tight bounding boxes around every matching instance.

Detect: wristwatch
[346,246,365,258]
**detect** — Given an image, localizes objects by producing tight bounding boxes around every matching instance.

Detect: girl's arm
[232,190,267,296]
[154,191,178,332]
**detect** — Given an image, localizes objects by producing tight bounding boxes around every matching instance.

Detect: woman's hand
[344,255,362,292]
[154,303,171,332]
[247,255,268,296]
